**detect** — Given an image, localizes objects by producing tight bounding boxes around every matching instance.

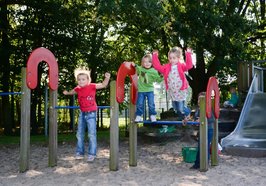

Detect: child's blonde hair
[168,47,184,63]
[141,51,152,62]
[74,67,91,82]
[141,52,152,66]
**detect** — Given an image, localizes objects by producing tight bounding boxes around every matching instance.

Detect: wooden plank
[129,92,137,166]
[49,90,58,167]
[19,68,31,172]
[199,95,208,172]
[211,119,219,166]
[109,81,119,171]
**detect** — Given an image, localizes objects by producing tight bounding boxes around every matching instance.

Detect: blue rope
[55,105,111,109]
[137,120,200,125]
[0,92,22,96]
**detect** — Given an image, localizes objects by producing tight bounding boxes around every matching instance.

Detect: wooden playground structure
[109,62,220,172]
[20,47,58,172]
[18,48,220,173]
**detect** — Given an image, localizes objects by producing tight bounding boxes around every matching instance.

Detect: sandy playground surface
[1,135,266,186]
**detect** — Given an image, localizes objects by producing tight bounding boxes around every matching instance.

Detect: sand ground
[1,136,266,186]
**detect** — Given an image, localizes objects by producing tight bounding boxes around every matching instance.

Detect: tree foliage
[0,0,265,135]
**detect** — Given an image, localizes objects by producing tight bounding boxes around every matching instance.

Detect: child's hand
[63,89,76,95]
[131,62,136,67]
[105,72,111,79]
[186,48,193,53]
[123,61,134,69]
[182,117,189,126]
[152,50,159,55]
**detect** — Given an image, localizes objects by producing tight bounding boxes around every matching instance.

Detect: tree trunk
[0,99,2,129]
[37,92,43,133]
[11,83,15,129]
[190,45,209,105]
[69,96,75,131]
[0,4,13,135]
[16,100,21,126]
[31,90,38,135]
[30,64,45,135]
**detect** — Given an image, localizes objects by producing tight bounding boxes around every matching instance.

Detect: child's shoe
[87,155,96,162]
[182,117,188,126]
[182,115,191,126]
[134,115,143,122]
[150,115,157,122]
[75,153,84,160]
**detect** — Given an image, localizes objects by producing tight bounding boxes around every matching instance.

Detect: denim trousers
[194,128,214,167]
[172,100,191,119]
[136,91,157,116]
[76,111,97,156]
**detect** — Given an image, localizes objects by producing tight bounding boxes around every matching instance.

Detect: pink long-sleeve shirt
[152,52,193,90]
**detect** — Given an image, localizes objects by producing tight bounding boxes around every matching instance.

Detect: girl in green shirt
[131,53,162,122]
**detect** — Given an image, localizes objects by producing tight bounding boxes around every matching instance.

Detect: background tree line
[0,0,265,135]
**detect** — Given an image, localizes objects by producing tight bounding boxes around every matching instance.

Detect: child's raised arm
[183,48,193,71]
[63,89,76,95]
[152,50,164,74]
[96,72,111,89]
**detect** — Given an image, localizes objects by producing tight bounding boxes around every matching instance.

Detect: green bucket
[182,147,198,163]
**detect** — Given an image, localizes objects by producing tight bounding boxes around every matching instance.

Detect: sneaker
[87,155,96,162]
[75,153,84,160]
[182,116,190,126]
[150,115,157,122]
[134,115,143,122]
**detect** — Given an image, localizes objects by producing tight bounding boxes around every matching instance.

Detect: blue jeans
[172,100,191,119]
[136,92,157,116]
[194,128,214,168]
[76,111,97,156]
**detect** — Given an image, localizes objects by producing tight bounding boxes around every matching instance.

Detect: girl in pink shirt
[152,47,193,123]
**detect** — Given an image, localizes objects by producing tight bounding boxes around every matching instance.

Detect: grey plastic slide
[221,92,266,157]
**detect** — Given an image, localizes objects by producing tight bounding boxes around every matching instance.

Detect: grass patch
[0,117,129,146]
[0,129,127,146]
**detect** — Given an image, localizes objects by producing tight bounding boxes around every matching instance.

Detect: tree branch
[0,0,27,7]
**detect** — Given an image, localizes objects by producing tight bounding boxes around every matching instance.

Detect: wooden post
[109,81,119,171]
[211,118,219,166]
[49,90,58,167]
[210,98,218,166]
[199,95,208,172]
[20,68,31,172]
[129,87,137,166]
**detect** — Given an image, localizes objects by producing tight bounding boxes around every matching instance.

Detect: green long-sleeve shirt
[135,65,163,92]
[228,92,239,106]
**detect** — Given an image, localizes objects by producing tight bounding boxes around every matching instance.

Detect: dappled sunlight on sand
[1,139,266,185]
[25,170,44,177]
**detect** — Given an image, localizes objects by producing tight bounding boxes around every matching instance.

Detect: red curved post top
[26,47,58,90]
[116,62,137,104]
[206,77,220,118]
